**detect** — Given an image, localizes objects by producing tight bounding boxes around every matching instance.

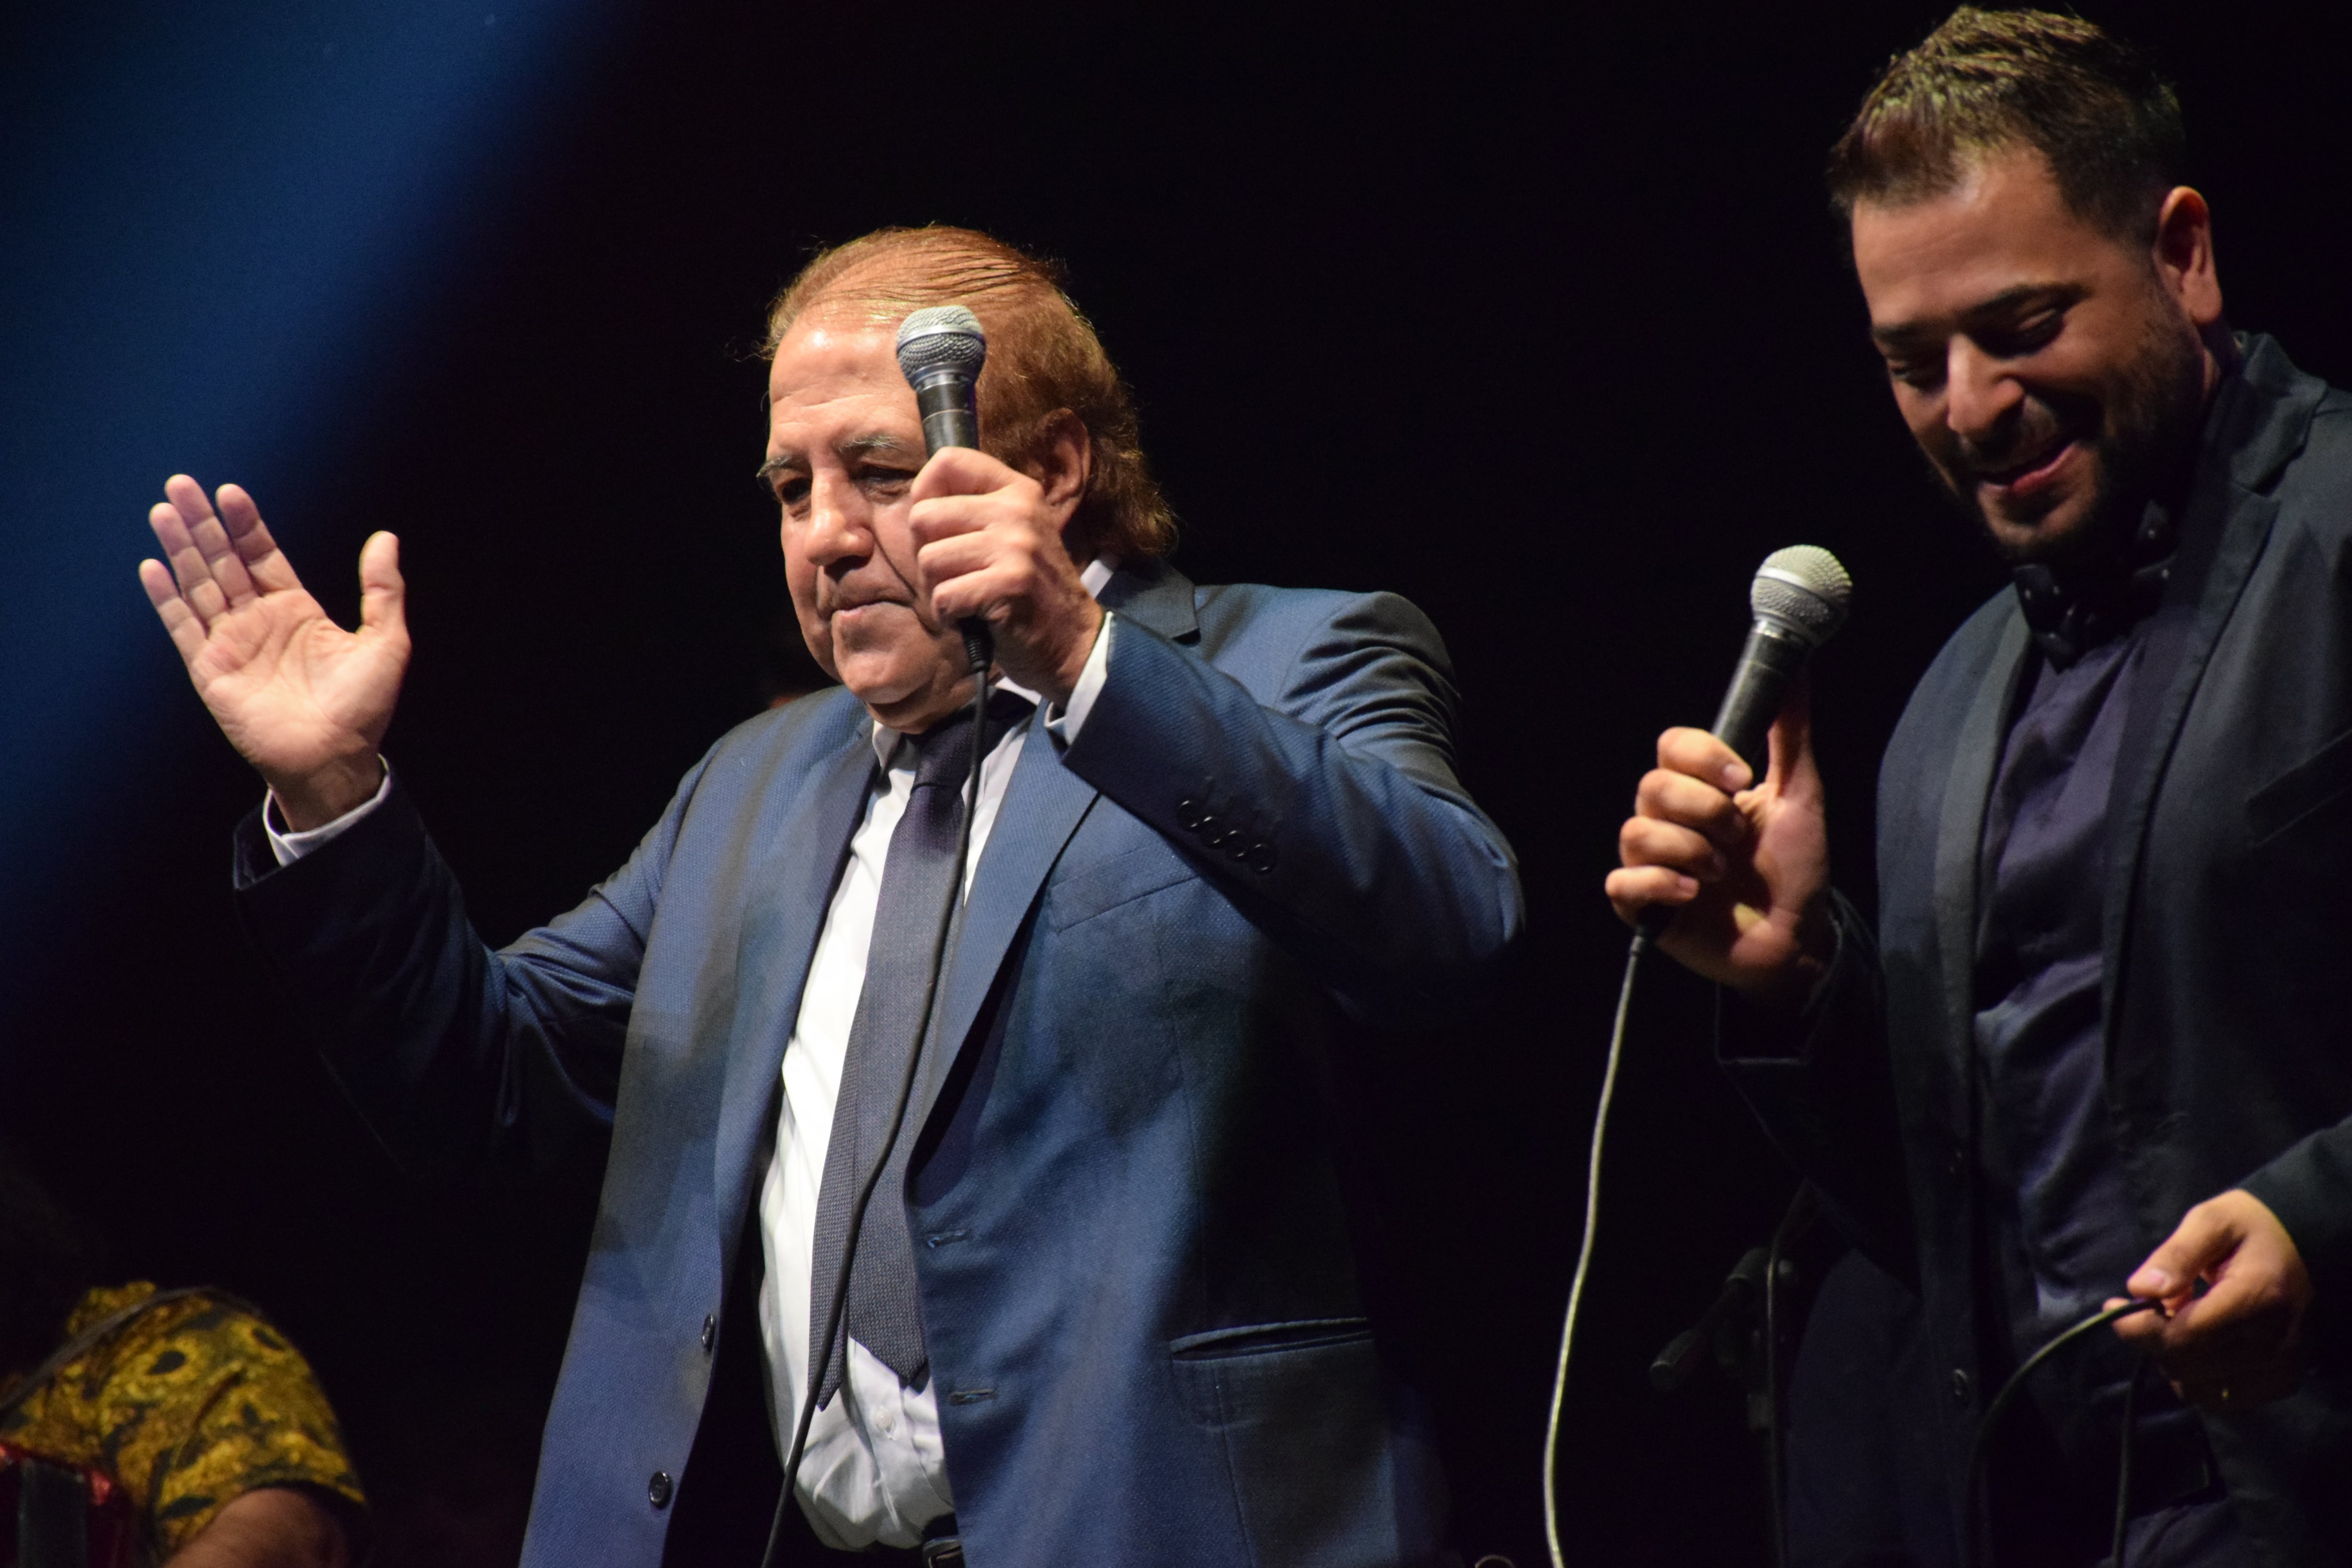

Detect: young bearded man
[1610,11,2352,1565]
[141,226,1522,1568]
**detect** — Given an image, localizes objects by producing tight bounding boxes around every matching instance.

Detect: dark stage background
[3,3,2348,1563]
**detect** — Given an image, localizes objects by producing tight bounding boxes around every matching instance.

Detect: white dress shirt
[267,565,1119,1548]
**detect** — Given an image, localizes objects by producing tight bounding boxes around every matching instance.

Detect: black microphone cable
[1962,1295,2163,1568]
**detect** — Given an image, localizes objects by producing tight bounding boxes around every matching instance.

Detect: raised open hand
[138,476,409,829]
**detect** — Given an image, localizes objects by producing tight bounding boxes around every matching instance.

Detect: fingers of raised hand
[149,496,235,627]
[138,557,210,666]
[152,476,270,618]
[214,482,298,594]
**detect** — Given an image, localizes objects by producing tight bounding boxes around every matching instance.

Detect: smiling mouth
[1977,437,2079,496]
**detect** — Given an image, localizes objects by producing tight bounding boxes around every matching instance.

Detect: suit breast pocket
[1045,838,1201,932]
[2247,725,2352,848]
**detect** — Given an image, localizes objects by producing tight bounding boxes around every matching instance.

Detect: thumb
[2130,1200,2239,1304]
[1762,673,1820,801]
[357,532,407,640]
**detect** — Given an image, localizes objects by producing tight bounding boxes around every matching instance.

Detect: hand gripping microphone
[1633,547,1851,943]
[1549,545,1854,1568]
[895,305,993,674]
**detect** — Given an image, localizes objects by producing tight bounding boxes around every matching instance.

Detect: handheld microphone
[1552,550,1854,1568]
[1635,547,1851,942]
[894,305,993,673]
[1710,545,1853,776]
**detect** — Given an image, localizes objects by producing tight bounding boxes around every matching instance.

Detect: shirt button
[700,1315,716,1353]
[1949,1368,1972,1404]
[648,1471,674,1510]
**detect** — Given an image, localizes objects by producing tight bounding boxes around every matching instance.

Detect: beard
[1931,302,2208,574]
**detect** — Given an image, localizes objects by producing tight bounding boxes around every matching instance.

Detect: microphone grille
[895,305,988,382]
[1750,545,1852,646]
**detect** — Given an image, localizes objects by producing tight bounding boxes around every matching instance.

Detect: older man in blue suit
[139,226,1522,1568]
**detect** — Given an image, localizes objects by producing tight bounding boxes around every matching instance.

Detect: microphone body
[894,306,993,673]
[1711,621,1817,780]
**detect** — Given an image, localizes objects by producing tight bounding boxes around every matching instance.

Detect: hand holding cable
[2110,1188,2312,1409]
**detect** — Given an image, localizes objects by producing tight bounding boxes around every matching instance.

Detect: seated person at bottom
[136,225,1523,1566]
[0,1143,361,1568]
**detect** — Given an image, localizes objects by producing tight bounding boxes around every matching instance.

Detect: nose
[802,470,870,570]
[1944,337,2023,449]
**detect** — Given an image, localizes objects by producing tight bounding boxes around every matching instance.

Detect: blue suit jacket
[233,561,1523,1568]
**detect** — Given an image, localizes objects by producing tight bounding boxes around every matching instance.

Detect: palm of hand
[190,587,403,779]
[140,478,409,807]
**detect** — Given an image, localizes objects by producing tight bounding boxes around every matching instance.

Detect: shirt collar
[868,555,1116,766]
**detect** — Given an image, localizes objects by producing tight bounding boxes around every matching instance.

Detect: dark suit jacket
[1725,336,2352,1567]
[231,562,1523,1568]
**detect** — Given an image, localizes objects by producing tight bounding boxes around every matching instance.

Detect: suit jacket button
[1224,836,1253,861]
[1176,797,1207,829]
[700,1315,716,1353]
[1246,841,1277,874]
[649,1471,674,1509]
[1948,1368,1972,1404]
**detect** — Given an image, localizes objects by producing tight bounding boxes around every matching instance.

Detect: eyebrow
[1870,281,2078,349]
[755,431,924,484]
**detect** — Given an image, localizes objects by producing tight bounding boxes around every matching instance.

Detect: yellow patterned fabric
[0,1282,365,1561]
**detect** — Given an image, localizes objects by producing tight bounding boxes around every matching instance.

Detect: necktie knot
[906,690,1037,791]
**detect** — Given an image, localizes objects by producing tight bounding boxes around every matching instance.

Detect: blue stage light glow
[0,1,624,915]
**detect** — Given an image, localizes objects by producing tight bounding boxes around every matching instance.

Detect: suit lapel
[2097,344,2317,1041]
[713,728,876,1244]
[1934,610,2030,1085]
[2098,484,2279,1037]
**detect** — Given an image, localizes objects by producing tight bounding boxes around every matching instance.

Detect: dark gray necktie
[809,692,1032,1407]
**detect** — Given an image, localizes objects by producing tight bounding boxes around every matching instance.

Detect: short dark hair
[0,1141,103,1372]
[1827,8,2185,243]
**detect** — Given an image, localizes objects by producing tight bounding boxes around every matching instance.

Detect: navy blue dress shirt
[1972,583,2247,1564]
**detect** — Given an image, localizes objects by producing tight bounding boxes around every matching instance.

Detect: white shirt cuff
[265,762,393,867]
[1044,612,1115,744]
